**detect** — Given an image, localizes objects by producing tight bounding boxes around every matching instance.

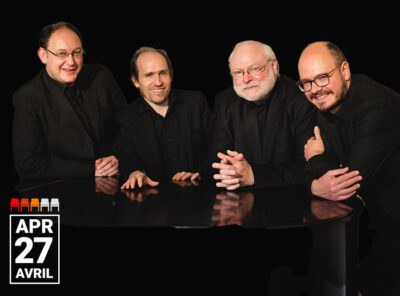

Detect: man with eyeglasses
[211,40,316,189]
[297,41,400,201]
[12,21,127,180]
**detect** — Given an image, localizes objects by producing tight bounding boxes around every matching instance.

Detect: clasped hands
[305,126,362,201]
[212,150,254,190]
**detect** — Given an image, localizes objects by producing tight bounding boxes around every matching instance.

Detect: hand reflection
[311,199,353,220]
[95,176,119,195]
[212,191,254,226]
[121,187,160,203]
[172,178,200,187]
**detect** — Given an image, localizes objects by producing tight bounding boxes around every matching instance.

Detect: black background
[6,4,400,291]
[7,5,400,190]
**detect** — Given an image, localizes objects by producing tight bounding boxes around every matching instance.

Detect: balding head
[297,41,351,113]
[298,41,347,73]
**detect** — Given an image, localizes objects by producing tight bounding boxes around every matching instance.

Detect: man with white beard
[211,40,316,189]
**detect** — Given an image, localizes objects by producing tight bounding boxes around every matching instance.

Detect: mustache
[239,83,259,90]
[310,90,333,100]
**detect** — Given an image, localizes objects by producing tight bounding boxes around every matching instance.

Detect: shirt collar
[136,90,175,114]
[43,68,79,94]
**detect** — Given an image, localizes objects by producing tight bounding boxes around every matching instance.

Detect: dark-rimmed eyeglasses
[44,48,85,60]
[296,66,338,92]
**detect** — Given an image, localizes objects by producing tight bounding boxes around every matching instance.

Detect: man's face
[229,43,278,102]
[298,49,350,113]
[132,51,172,106]
[38,27,83,85]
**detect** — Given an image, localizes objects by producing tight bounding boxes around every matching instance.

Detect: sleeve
[112,114,144,179]
[12,92,94,179]
[193,92,215,179]
[305,98,400,190]
[252,95,316,188]
[347,101,400,185]
[207,94,234,165]
[104,65,127,110]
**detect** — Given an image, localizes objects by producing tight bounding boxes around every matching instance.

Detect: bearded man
[297,41,400,201]
[211,40,316,189]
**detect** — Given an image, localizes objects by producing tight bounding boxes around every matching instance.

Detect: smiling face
[37,27,83,85]
[298,42,351,113]
[131,50,172,107]
[229,41,278,102]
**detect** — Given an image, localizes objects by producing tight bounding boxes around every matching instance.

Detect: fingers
[146,177,159,187]
[217,152,237,164]
[121,175,137,190]
[214,176,240,185]
[121,171,159,189]
[216,182,240,190]
[227,150,243,160]
[172,172,200,181]
[172,171,192,181]
[212,162,236,173]
[314,126,322,141]
[95,156,118,176]
[336,170,362,183]
[327,167,350,176]
[190,172,200,181]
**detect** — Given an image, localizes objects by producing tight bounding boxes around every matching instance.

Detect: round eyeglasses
[296,66,338,92]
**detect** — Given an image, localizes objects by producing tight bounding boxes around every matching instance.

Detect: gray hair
[228,40,279,74]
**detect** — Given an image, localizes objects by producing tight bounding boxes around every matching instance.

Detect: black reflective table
[13,176,395,295]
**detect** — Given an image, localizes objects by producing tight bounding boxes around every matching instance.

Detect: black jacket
[211,75,316,187]
[12,64,127,179]
[114,89,214,181]
[305,74,400,192]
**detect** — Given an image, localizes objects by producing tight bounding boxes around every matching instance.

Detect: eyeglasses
[44,47,85,60]
[296,66,338,92]
[230,63,268,79]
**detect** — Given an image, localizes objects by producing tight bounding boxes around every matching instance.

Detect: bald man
[297,41,400,201]
[211,40,316,189]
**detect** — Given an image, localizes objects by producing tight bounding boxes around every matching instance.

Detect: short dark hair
[326,42,347,65]
[39,21,83,48]
[129,47,173,80]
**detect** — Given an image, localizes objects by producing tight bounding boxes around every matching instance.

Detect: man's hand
[311,167,362,201]
[121,171,159,189]
[172,171,200,182]
[95,155,119,176]
[122,187,160,202]
[304,126,325,161]
[95,176,119,195]
[212,150,254,190]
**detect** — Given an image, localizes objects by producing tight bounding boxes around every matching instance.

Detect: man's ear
[37,47,48,65]
[131,75,140,88]
[341,61,351,81]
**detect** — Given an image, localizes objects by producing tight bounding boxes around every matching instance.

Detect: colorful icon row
[10,198,59,213]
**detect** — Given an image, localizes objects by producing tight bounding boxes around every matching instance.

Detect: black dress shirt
[65,86,103,157]
[247,97,271,150]
[148,101,186,178]
[114,89,215,182]
[326,97,351,154]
